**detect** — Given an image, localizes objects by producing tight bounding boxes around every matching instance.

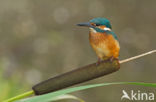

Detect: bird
[77,18,120,65]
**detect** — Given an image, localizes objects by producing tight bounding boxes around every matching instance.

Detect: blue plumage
[90,18,112,29]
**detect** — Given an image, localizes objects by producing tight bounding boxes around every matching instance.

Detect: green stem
[3,90,34,102]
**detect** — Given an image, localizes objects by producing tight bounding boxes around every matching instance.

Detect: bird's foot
[96,58,103,66]
[96,57,118,66]
[96,58,109,66]
[109,56,118,62]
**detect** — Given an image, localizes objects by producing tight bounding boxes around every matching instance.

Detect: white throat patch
[89,27,111,33]
[89,28,97,33]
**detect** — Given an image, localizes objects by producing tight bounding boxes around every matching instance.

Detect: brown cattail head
[32,59,120,95]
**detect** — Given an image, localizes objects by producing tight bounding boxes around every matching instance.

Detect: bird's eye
[95,24,100,26]
[90,23,100,27]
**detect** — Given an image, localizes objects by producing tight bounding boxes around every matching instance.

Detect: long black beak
[77,22,93,27]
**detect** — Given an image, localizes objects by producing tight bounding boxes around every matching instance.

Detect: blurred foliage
[0,0,156,102]
[0,68,29,101]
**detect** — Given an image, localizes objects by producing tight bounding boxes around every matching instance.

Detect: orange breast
[89,32,120,60]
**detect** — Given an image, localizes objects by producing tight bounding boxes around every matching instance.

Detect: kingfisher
[77,18,120,65]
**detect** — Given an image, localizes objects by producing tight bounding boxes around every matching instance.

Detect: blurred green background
[0,0,156,102]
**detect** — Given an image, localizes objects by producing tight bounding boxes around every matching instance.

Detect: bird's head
[77,18,112,33]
